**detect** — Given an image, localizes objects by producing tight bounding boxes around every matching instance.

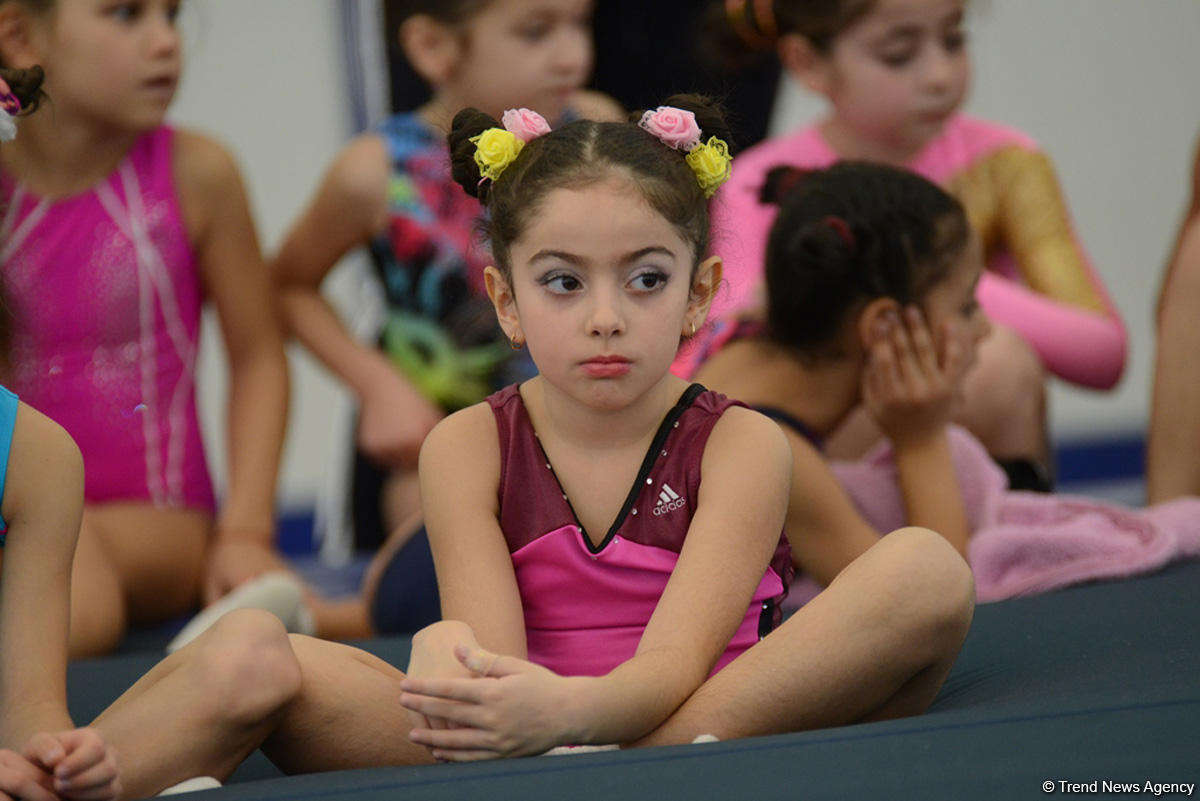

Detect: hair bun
[759,165,814,206]
[0,66,46,114]
[448,107,504,200]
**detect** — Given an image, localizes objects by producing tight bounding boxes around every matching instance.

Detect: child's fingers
[0,752,57,801]
[55,761,120,801]
[22,733,65,770]
[50,730,108,778]
[904,306,941,377]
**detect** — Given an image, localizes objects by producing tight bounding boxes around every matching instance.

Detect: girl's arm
[271,135,441,469]
[403,407,791,756]
[0,405,81,746]
[175,131,290,602]
[560,408,790,745]
[984,148,1126,389]
[418,405,528,658]
[862,308,970,556]
[789,308,971,584]
[0,408,120,799]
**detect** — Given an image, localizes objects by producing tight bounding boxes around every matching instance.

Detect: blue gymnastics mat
[68,559,1200,800]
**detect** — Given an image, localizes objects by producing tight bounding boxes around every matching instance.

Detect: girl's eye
[517,22,552,43]
[879,48,917,68]
[109,2,140,21]
[960,299,979,317]
[629,271,668,293]
[944,29,967,51]
[540,272,582,294]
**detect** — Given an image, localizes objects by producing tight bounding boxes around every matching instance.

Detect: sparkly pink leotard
[488,383,793,678]
[0,126,214,511]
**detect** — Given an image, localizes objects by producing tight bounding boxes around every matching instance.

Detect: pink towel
[805,427,1200,603]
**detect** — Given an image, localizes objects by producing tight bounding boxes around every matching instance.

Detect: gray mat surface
[69,560,1200,800]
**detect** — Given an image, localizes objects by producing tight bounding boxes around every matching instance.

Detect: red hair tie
[822,216,855,249]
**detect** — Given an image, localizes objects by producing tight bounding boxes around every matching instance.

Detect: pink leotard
[707,114,1126,389]
[488,383,793,678]
[0,126,215,511]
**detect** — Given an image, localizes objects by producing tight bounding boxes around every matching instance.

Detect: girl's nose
[551,26,591,77]
[588,291,625,338]
[149,10,181,56]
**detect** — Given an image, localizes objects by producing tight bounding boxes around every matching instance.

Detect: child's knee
[878,528,975,650]
[194,609,302,721]
[967,327,1046,419]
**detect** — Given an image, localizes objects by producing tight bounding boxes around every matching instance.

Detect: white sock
[157,776,223,795]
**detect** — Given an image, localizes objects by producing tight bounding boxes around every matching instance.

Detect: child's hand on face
[863,306,965,448]
[22,729,120,801]
[357,367,444,468]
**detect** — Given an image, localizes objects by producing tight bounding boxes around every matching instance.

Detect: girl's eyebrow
[528,246,678,267]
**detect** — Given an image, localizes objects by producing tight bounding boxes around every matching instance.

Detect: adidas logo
[652,483,686,516]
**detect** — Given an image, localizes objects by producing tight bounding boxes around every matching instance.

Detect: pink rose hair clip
[638,106,702,152]
[501,108,552,143]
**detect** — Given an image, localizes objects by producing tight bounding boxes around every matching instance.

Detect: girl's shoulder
[310,132,391,224]
[1,399,82,527]
[170,128,250,210]
[420,398,502,475]
[566,90,626,123]
[735,124,833,171]
[924,114,1041,165]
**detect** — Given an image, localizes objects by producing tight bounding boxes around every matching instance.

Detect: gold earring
[509,337,524,351]
[688,321,697,337]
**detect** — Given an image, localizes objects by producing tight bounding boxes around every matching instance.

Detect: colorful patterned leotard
[488,383,793,678]
[0,127,214,511]
[368,113,531,412]
[709,114,1126,389]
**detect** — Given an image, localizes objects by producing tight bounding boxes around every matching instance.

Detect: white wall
[171,0,1200,509]
[168,0,360,508]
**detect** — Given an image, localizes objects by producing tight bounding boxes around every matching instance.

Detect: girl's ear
[856,296,901,351]
[684,256,723,335]
[484,266,524,348]
[0,3,43,70]
[399,14,463,87]
[777,33,834,98]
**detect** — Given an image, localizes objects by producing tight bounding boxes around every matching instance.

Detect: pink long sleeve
[976,270,1126,390]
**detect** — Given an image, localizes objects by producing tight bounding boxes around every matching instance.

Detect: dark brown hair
[0,64,45,377]
[447,94,734,283]
[708,0,876,63]
[760,161,969,360]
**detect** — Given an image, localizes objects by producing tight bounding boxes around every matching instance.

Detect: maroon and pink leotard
[488,383,793,678]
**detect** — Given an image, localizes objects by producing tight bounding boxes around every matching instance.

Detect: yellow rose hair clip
[685,137,732,198]
[638,107,732,198]
[470,108,552,184]
[471,128,524,183]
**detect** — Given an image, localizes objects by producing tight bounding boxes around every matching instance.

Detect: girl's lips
[580,357,631,378]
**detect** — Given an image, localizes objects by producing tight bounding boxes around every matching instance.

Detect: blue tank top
[0,385,19,547]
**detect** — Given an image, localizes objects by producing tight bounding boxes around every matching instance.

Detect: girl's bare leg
[69,505,208,657]
[634,527,974,745]
[1148,213,1200,503]
[261,635,435,772]
[92,609,301,800]
[955,325,1048,465]
[304,469,426,640]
